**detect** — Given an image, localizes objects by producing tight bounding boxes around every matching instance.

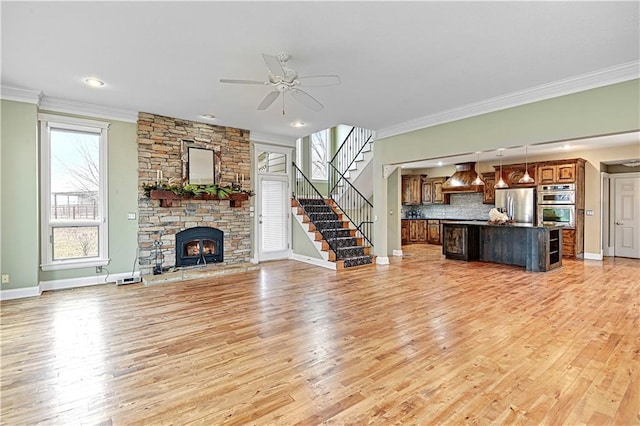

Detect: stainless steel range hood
[441,162,483,193]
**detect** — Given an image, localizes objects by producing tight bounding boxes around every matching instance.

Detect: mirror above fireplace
[181,139,220,185]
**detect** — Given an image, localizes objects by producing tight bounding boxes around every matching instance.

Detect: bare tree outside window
[50,129,101,260]
[311,129,329,180]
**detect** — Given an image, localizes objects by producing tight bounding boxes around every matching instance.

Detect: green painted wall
[0,101,139,289]
[374,80,640,258]
[291,218,322,259]
[1,100,40,290]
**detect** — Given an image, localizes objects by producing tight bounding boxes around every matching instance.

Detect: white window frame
[39,113,110,271]
[310,129,330,181]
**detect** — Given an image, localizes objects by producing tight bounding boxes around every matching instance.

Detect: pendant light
[471,152,485,186]
[495,150,509,188]
[518,145,535,184]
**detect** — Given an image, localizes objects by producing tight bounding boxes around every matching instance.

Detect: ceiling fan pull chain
[282,92,285,115]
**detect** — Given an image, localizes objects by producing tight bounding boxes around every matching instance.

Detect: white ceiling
[2,1,639,144]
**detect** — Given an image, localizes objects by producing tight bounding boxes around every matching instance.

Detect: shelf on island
[149,189,249,208]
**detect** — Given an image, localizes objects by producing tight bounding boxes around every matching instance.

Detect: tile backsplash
[402,193,494,220]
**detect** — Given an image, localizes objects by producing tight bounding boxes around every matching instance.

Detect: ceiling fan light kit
[220,52,341,114]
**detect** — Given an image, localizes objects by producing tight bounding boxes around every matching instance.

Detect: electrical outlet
[96,266,103,273]
[2,275,9,284]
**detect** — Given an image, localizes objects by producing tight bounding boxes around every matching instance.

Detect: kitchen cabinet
[402,175,423,205]
[409,219,428,243]
[427,219,442,245]
[402,219,428,244]
[534,159,585,258]
[493,163,537,188]
[422,177,450,205]
[442,223,480,261]
[562,229,576,258]
[536,163,576,184]
[482,172,496,204]
[401,220,409,245]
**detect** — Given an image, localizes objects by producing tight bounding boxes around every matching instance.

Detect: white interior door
[614,176,640,258]
[258,176,289,261]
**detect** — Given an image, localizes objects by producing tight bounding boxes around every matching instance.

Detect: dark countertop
[443,220,563,229]
[401,218,487,221]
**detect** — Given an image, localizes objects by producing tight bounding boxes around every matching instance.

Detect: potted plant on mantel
[143,181,254,208]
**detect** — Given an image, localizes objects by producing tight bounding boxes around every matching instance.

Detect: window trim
[39,113,110,271]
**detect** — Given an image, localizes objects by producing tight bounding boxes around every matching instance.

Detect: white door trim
[253,143,293,263]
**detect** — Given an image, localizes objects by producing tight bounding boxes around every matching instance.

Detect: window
[310,129,330,180]
[257,151,287,174]
[39,114,109,270]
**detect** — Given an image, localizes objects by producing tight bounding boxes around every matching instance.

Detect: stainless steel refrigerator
[494,187,536,224]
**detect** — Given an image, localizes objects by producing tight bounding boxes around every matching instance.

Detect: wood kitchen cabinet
[402,175,423,205]
[422,177,450,205]
[401,220,409,245]
[482,172,496,204]
[402,219,428,244]
[442,223,480,261]
[536,163,577,184]
[493,162,536,188]
[534,159,585,258]
[409,219,428,243]
[427,219,442,245]
[562,229,576,258]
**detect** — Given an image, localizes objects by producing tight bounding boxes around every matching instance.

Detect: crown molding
[39,96,138,123]
[250,131,296,147]
[0,85,43,105]
[377,60,640,140]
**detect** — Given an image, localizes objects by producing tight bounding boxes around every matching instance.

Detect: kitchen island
[442,221,562,272]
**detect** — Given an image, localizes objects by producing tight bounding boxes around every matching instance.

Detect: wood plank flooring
[1,244,638,425]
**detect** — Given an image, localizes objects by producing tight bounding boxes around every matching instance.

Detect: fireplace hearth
[175,227,223,267]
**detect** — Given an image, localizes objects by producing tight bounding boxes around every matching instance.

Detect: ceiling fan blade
[219,79,265,85]
[262,53,285,76]
[257,90,280,110]
[296,75,342,87]
[290,88,324,111]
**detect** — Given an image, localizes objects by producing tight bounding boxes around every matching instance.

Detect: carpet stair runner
[293,198,375,270]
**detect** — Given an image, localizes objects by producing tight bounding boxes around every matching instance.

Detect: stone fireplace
[137,112,251,276]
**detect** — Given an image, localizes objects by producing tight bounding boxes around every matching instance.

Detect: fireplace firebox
[175,226,223,267]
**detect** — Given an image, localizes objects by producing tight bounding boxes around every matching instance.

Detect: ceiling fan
[219,52,341,113]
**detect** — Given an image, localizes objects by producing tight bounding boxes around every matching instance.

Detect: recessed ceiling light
[437,161,443,166]
[563,144,572,150]
[291,121,305,128]
[83,77,104,87]
[201,114,216,120]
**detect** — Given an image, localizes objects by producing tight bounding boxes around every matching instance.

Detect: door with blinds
[255,145,292,262]
[258,176,289,260]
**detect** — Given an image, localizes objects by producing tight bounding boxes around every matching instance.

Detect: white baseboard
[376,256,390,265]
[0,286,42,301]
[290,253,337,270]
[583,252,603,261]
[39,271,138,292]
[392,249,403,257]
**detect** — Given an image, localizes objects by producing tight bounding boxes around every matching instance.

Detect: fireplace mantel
[149,189,249,208]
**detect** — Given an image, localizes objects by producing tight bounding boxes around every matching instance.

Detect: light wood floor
[1,245,638,425]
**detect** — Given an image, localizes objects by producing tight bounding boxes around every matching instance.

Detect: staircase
[292,198,375,269]
[293,162,375,270]
[330,127,374,202]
